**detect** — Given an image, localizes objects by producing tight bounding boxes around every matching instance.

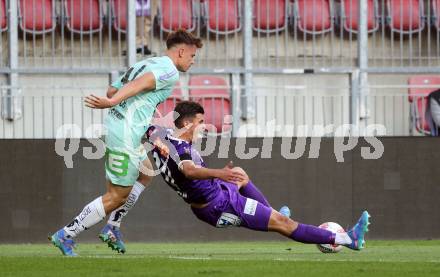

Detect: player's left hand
[84,95,115,109]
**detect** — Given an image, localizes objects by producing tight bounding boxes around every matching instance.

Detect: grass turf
[1,240,440,276]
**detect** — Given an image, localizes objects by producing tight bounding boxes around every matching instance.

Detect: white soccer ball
[316,222,345,253]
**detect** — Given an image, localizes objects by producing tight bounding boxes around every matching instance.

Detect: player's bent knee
[107,188,131,208]
[232,167,246,175]
[268,211,297,235]
[102,189,129,213]
[109,193,128,208]
[232,167,250,187]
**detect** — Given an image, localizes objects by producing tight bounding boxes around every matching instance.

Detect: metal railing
[368,0,440,69]
[362,80,440,136]
[2,76,438,138]
[0,86,108,139]
[15,0,127,69]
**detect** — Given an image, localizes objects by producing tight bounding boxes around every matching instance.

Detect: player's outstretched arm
[84,73,156,109]
[180,161,247,184]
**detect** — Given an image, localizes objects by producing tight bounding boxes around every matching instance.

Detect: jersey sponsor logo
[216,212,242,228]
[109,108,125,120]
[119,100,127,109]
[105,148,129,176]
[244,198,258,216]
[159,69,178,82]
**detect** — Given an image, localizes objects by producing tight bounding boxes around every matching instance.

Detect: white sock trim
[335,232,353,245]
[133,181,146,194]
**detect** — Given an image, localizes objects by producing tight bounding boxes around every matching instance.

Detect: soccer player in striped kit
[146,101,371,250]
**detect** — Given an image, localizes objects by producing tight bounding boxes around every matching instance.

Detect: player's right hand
[84,95,115,109]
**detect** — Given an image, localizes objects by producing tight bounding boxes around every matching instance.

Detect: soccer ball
[316,222,345,253]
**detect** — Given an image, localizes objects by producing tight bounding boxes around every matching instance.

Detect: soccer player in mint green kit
[49,30,203,256]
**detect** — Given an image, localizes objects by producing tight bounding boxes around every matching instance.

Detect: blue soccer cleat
[99,224,126,254]
[345,211,371,251]
[279,206,291,218]
[48,229,77,257]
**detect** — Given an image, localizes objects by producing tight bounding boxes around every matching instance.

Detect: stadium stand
[0,0,6,32]
[189,76,231,133]
[202,0,241,34]
[338,0,379,34]
[18,0,56,34]
[408,76,440,135]
[63,0,103,34]
[111,0,127,33]
[386,0,425,34]
[3,0,440,137]
[253,0,287,33]
[153,83,183,128]
[157,0,196,32]
[292,0,333,35]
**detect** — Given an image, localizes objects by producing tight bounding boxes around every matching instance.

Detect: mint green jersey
[106,56,179,148]
[103,56,179,186]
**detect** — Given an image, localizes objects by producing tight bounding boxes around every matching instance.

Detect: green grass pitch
[1,240,440,276]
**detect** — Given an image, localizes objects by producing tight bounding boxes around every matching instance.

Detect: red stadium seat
[19,0,56,34]
[432,0,440,30]
[293,0,333,35]
[408,76,440,135]
[253,0,287,33]
[189,76,231,133]
[64,0,103,34]
[386,0,425,34]
[158,0,196,33]
[0,0,7,32]
[202,0,241,34]
[152,84,183,128]
[340,0,379,34]
[110,0,127,33]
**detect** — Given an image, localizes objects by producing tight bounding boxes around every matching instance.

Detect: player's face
[177,45,198,72]
[188,113,205,142]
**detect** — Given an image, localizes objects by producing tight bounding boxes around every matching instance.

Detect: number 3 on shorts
[105,148,129,176]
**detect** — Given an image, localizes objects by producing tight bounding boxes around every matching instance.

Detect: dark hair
[166,29,203,49]
[174,101,205,128]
